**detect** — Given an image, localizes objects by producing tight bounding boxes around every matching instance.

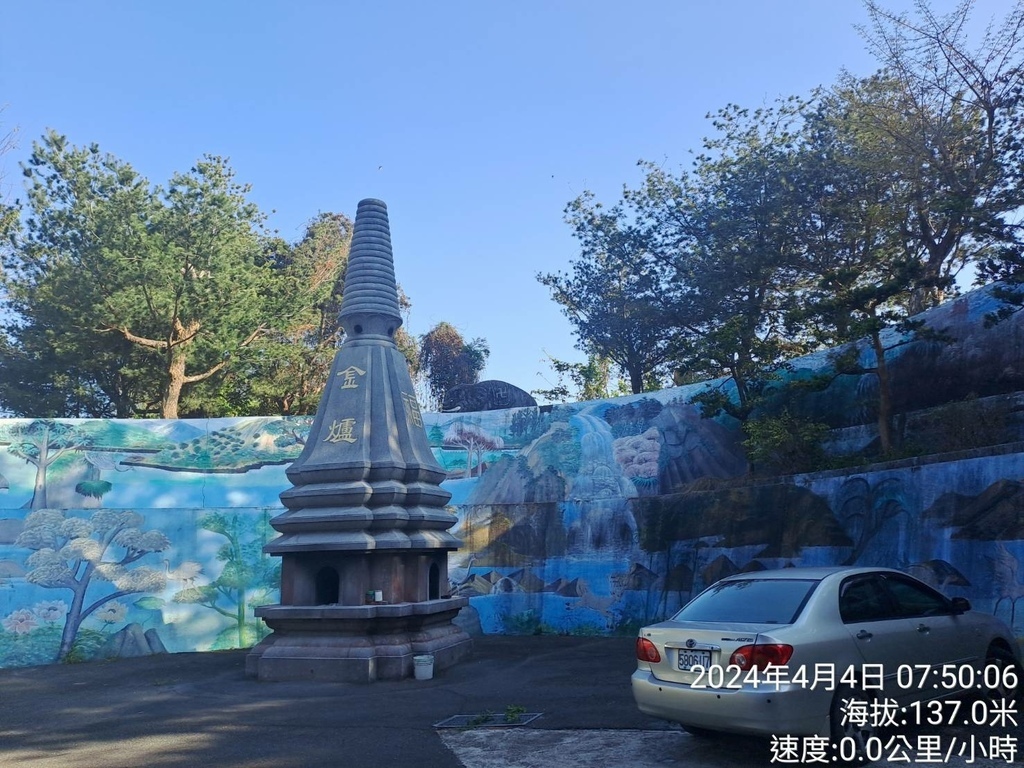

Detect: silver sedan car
[632,566,1021,749]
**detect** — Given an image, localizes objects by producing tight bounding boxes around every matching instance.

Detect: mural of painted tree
[122,416,312,473]
[15,509,169,661]
[3,420,94,509]
[172,511,279,649]
[74,451,118,508]
[834,477,907,566]
[0,419,166,508]
[443,422,505,479]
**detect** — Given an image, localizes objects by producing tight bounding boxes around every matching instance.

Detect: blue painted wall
[1,286,1022,667]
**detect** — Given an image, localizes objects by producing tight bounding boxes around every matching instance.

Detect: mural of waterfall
[565,412,639,553]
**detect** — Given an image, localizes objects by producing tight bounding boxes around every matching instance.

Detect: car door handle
[856,630,872,640]
[916,624,930,633]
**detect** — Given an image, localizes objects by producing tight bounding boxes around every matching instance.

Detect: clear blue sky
[0,1,1010,402]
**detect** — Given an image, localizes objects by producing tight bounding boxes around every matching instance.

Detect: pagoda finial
[339,198,403,340]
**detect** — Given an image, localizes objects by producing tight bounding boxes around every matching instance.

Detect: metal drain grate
[433,712,542,729]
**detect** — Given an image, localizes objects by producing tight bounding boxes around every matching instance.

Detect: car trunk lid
[640,621,780,685]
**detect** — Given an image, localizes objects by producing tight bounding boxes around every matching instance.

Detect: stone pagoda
[246,198,471,682]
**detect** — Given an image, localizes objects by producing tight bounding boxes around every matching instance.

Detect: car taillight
[729,643,793,670]
[636,637,661,663]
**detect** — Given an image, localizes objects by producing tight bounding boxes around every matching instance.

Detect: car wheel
[830,685,879,763]
[983,646,1023,705]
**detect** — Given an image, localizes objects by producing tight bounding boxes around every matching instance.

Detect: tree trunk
[628,367,643,395]
[30,427,49,510]
[871,331,894,455]
[80,463,103,509]
[161,345,188,419]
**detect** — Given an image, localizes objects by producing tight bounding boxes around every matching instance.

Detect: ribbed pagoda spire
[338,198,403,337]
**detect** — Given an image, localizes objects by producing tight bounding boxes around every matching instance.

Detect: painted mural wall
[0,285,1023,668]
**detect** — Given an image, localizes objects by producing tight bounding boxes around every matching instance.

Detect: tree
[392,287,421,378]
[418,322,489,410]
[1,132,291,418]
[539,192,677,394]
[15,508,169,661]
[742,410,829,476]
[1,133,160,417]
[784,85,935,454]
[197,215,421,416]
[534,353,627,403]
[631,101,812,419]
[113,154,275,418]
[858,0,1024,305]
[202,212,352,416]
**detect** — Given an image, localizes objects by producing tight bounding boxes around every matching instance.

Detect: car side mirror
[951,596,971,614]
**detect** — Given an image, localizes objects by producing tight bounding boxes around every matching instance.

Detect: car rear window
[672,579,819,624]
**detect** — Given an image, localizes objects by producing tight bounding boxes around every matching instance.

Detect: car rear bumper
[631,668,830,737]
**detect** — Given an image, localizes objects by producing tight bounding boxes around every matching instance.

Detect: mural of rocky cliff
[0,284,1023,666]
[773,285,1024,433]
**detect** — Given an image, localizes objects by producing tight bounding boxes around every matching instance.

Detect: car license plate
[677,650,712,670]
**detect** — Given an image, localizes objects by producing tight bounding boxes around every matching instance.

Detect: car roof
[718,565,906,582]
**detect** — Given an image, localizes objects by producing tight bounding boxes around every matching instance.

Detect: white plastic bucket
[413,654,435,680]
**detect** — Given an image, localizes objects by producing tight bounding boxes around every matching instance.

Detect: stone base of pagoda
[245,597,472,682]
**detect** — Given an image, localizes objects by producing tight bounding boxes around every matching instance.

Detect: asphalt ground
[0,636,1020,767]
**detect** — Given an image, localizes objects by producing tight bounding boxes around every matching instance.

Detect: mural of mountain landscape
[1,285,1024,667]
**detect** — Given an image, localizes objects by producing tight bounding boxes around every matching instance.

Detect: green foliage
[533,424,581,477]
[534,354,628,403]
[203,213,351,416]
[688,387,739,422]
[0,112,17,241]
[0,134,372,419]
[75,480,112,499]
[911,394,1015,454]
[503,705,527,724]
[508,408,551,444]
[742,410,829,476]
[419,322,489,410]
[647,100,813,411]
[539,194,677,394]
[63,628,109,664]
[497,609,549,635]
[0,134,152,417]
[603,398,663,439]
[537,2,1024,429]
[860,1,1024,297]
[789,77,959,452]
